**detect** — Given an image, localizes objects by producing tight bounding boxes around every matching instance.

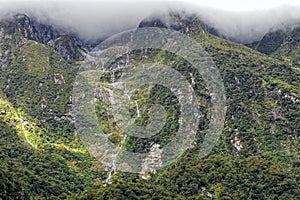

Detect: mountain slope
[249,25,300,66]
[81,14,300,198]
[0,15,106,199]
[0,14,86,62]
[0,13,299,199]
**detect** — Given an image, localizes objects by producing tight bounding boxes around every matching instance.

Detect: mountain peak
[0,13,86,62]
[138,11,220,37]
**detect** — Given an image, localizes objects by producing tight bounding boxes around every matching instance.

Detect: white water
[135,100,140,118]
[104,134,127,185]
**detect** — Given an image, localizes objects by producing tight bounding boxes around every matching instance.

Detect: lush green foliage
[0,15,299,199]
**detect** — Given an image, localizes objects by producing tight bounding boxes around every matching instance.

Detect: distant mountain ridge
[139,12,220,36]
[0,14,87,62]
[248,25,300,65]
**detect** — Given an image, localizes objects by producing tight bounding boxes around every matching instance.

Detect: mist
[0,0,300,43]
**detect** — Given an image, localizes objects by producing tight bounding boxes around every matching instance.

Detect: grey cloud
[0,1,300,43]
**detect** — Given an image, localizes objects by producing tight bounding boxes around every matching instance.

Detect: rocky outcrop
[248,29,286,55]
[53,35,85,62]
[0,14,85,62]
[138,12,219,36]
[139,144,162,180]
[247,24,300,64]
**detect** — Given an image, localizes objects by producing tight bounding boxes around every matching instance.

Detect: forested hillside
[0,13,299,199]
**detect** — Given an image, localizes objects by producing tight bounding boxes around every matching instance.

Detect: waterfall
[135,100,140,118]
[104,134,127,185]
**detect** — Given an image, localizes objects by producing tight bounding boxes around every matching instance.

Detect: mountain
[139,12,221,36]
[0,13,299,199]
[0,14,107,199]
[249,25,300,65]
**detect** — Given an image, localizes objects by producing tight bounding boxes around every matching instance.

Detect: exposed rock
[0,14,86,62]
[53,35,85,62]
[284,93,300,103]
[270,107,282,121]
[53,73,66,85]
[139,143,162,180]
[138,11,218,36]
[251,29,286,55]
[231,129,243,156]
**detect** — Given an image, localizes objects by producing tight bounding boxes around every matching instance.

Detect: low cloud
[194,5,300,43]
[0,1,300,43]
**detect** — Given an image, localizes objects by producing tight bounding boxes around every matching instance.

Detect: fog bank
[0,1,300,43]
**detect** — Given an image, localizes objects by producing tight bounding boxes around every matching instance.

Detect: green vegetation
[0,14,299,199]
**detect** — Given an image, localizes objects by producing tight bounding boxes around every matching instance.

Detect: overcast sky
[0,0,300,43]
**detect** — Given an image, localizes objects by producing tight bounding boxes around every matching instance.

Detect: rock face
[0,14,85,62]
[53,35,85,62]
[250,29,286,55]
[248,24,300,64]
[138,12,219,35]
[13,14,60,44]
[139,144,162,180]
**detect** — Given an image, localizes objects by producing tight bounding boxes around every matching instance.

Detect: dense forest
[0,13,299,199]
